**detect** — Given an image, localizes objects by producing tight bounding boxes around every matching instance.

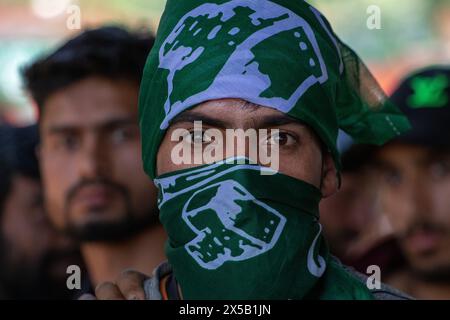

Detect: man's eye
[111,127,135,144]
[266,132,296,146]
[186,130,210,144]
[429,160,450,180]
[57,135,79,151]
[382,170,402,187]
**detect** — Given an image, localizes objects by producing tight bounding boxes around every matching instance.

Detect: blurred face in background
[39,76,159,242]
[320,169,379,261]
[376,143,450,279]
[0,173,81,299]
[2,175,44,266]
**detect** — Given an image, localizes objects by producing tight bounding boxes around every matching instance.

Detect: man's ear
[320,152,338,198]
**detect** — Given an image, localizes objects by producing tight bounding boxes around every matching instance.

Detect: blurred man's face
[39,76,158,242]
[156,98,338,197]
[2,175,46,265]
[376,143,450,278]
[1,174,81,299]
[320,170,378,260]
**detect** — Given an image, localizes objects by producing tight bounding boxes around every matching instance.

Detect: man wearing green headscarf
[92,0,411,300]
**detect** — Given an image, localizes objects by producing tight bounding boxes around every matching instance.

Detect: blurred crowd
[0,1,450,300]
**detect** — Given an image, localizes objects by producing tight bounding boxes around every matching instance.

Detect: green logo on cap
[408,74,448,109]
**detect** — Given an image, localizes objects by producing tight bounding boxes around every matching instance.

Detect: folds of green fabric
[155,159,374,299]
[137,0,410,300]
[139,0,410,179]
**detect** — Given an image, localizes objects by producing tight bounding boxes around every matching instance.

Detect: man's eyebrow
[46,125,79,135]
[255,114,304,128]
[426,149,450,161]
[170,111,231,128]
[98,117,138,131]
[46,117,137,134]
[372,158,404,172]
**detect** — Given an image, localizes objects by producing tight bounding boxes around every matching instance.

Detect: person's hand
[79,269,149,300]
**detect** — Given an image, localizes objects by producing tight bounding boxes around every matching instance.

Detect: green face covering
[155,158,373,299]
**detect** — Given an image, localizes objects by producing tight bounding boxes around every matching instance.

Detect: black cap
[389,66,450,148]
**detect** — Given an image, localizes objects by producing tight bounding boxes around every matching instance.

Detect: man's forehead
[194,98,281,113]
[377,143,450,167]
[170,98,308,129]
[41,77,139,126]
[41,113,138,133]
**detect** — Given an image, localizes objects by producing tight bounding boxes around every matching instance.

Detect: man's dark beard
[401,221,450,283]
[63,212,159,243]
[411,265,450,283]
[63,178,159,243]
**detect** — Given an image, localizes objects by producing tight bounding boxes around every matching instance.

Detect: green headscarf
[139,0,410,178]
